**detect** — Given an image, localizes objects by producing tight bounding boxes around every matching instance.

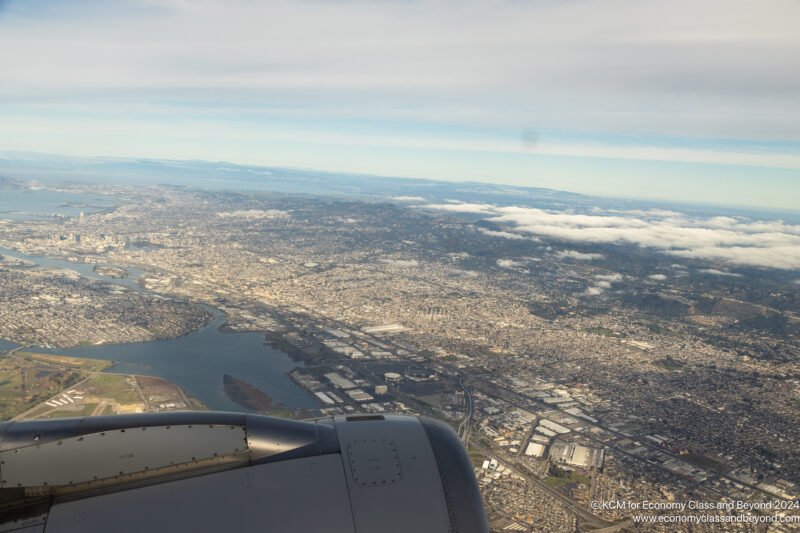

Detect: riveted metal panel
[44,455,356,533]
[77,412,246,436]
[0,425,247,488]
[346,438,402,487]
[334,415,451,533]
[0,419,83,451]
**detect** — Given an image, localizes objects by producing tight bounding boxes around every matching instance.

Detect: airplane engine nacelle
[0,412,489,533]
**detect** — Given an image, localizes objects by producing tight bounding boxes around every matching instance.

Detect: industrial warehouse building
[548,441,604,469]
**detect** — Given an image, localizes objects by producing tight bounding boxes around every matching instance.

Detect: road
[11,375,93,420]
[457,376,474,445]
[5,349,149,421]
[474,442,614,530]
[474,377,794,502]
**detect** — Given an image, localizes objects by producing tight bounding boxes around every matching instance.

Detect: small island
[222,374,283,413]
[93,265,130,279]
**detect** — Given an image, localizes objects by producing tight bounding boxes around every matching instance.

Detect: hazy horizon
[1,0,799,210]
[3,149,800,218]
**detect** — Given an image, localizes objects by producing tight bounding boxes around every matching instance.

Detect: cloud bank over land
[584,272,625,295]
[420,203,800,270]
[391,196,426,203]
[217,209,289,219]
[421,203,498,215]
[596,274,624,283]
[379,259,419,268]
[699,268,744,277]
[477,228,538,241]
[497,259,527,270]
[497,257,541,270]
[555,250,605,261]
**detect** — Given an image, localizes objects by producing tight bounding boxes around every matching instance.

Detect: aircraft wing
[0,412,488,533]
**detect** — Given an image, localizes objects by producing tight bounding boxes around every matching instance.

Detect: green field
[18,352,112,372]
[0,356,83,419]
[587,327,623,338]
[468,450,486,468]
[41,403,99,418]
[85,374,142,404]
[544,471,591,488]
[655,358,685,371]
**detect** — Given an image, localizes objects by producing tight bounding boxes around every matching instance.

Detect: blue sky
[1,0,798,209]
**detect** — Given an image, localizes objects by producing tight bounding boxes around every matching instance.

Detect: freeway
[474,442,613,530]
[474,377,795,503]
[457,376,474,446]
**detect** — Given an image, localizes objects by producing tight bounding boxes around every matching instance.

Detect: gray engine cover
[0,412,488,533]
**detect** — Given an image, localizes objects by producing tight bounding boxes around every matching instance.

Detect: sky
[0,0,799,210]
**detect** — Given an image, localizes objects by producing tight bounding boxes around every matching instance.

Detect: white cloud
[669,246,800,270]
[555,250,605,261]
[648,274,667,281]
[379,258,419,268]
[496,257,541,270]
[448,268,480,278]
[477,227,538,241]
[420,202,800,270]
[217,209,288,219]
[587,273,623,293]
[391,196,426,202]
[497,258,526,269]
[698,268,744,277]
[419,203,497,214]
[595,273,624,282]
[447,252,470,260]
